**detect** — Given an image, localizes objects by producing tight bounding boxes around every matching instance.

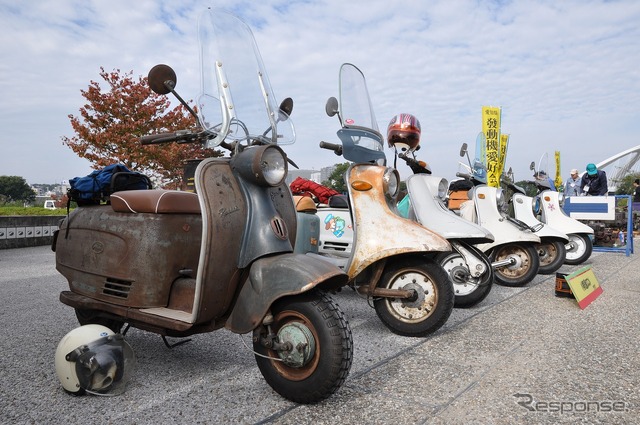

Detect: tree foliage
[615,172,640,196]
[322,163,350,193]
[0,176,36,204]
[62,68,220,188]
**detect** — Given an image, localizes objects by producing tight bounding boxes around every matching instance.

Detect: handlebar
[139,130,198,145]
[456,172,472,180]
[319,141,343,156]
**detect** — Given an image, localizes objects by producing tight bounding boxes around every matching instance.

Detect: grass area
[0,207,69,216]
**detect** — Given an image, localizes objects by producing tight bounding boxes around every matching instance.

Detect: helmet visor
[68,334,135,396]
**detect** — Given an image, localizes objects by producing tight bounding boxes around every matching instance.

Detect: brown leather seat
[110,190,201,214]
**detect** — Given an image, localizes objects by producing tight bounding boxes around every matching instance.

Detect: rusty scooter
[53,8,353,404]
[312,63,454,337]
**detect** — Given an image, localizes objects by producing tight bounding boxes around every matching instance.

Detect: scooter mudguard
[406,174,494,243]
[472,186,541,252]
[346,164,451,278]
[539,191,594,235]
[225,253,348,334]
[512,193,569,241]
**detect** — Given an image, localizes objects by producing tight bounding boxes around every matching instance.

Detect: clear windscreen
[197,9,295,146]
[338,63,380,134]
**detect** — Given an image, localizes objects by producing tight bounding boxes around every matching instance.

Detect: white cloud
[0,0,638,184]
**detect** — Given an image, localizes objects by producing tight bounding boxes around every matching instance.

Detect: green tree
[0,176,36,204]
[322,163,350,193]
[615,173,640,196]
[62,67,220,189]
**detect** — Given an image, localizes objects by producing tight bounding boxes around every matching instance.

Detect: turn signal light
[351,180,373,191]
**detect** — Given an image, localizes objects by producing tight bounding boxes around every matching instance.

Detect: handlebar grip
[139,132,181,145]
[319,141,343,155]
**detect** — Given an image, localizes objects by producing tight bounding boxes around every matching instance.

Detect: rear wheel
[436,247,494,308]
[253,290,353,404]
[564,233,593,265]
[491,243,539,287]
[373,257,454,337]
[75,309,124,334]
[536,239,566,274]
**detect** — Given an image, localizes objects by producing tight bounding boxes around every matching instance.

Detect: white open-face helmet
[55,324,135,396]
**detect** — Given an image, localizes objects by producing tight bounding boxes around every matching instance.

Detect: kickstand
[161,335,192,349]
[122,324,131,336]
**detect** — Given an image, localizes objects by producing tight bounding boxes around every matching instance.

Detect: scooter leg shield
[225,253,348,334]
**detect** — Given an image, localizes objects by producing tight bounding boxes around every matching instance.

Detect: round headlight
[495,188,506,209]
[235,145,288,187]
[383,167,399,198]
[437,178,448,201]
[258,146,287,186]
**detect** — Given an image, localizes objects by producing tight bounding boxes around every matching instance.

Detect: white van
[44,200,57,210]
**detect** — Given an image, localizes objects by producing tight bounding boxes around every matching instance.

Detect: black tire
[253,290,353,404]
[536,239,567,274]
[490,243,539,287]
[373,257,454,337]
[564,233,593,265]
[436,245,494,308]
[75,309,124,334]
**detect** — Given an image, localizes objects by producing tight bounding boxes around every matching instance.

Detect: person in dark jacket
[580,163,608,196]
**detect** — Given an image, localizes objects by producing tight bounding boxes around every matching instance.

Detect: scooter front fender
[225,253,348,334]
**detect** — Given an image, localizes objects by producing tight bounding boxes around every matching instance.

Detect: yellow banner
[498,134,509,178]
[554,151,562,190]
[482,106,501,187]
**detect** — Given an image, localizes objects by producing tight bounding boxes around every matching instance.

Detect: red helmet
[387,113,421,150]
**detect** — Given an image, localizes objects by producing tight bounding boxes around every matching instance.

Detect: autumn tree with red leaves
[62,67,220,188]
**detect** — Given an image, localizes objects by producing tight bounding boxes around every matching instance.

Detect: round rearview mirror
[325,97,339,117]
[529,161,535,171]
[279,97,294,118]
[148,64,177,95]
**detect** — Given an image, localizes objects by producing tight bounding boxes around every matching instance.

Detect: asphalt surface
[0,244,638,424]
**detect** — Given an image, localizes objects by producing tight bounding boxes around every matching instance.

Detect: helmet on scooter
[387,113,421,151]
[55,324,135,396]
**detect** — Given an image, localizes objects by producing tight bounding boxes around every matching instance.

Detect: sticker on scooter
[324,213,346,237]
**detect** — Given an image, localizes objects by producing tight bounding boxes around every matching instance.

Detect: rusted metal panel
[347,164,451,278]
[56,206,202,308]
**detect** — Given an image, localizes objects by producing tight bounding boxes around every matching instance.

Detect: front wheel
[253,290,353,404]
[490,243,539,287]
[564,233,593,265]
[536,239,567,274]
[373,257,454,337]
[436,247,494,308]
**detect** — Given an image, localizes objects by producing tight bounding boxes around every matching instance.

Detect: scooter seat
[110,190,201,214]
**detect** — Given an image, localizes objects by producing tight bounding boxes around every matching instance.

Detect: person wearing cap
[564,168,582,196]
[580,163,608,196]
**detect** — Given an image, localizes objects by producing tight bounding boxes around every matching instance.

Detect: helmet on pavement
[387,113,421,151]
[55,324,135,396]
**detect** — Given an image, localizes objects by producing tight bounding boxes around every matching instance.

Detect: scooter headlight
[383,167,400,198]
[437,178,448,201]
[495,188,506,209]
[236,145,288,187]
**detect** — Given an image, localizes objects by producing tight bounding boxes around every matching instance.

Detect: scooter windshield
[197,9,295,148]
[472,132,488,183]
[334,63,385,164]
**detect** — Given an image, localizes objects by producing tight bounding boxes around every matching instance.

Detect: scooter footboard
[225,253,348,334]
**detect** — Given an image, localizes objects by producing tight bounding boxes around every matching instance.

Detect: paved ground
[0,244,638,424]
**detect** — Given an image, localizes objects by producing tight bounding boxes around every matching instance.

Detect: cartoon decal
[324,213,346,238]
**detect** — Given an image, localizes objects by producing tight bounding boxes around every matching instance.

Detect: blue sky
[1,0,639,184]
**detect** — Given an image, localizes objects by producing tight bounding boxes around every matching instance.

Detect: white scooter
[501,174,569,275]
[396,150,495,308]
[454,142,541,287]
[528,162,594,265]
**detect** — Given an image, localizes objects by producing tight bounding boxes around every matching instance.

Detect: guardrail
[0,216,62,250]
